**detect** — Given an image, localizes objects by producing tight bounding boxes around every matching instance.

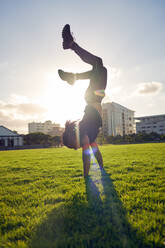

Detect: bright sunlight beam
[42,70,88,126]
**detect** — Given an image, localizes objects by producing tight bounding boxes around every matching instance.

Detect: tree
[23,133,52,146]
[53,136,62,147]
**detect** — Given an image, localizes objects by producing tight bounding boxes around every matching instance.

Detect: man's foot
[58,69,76,85]
[62,24,74,49]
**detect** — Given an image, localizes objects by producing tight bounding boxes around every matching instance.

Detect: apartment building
[102,102,135,137]
[28,120,64,136]
[135,114,165,134]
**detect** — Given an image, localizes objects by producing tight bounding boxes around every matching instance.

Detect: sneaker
[62,24,74,49]
[58,69,75,85]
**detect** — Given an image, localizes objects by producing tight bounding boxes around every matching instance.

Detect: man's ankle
[70,41,77,50]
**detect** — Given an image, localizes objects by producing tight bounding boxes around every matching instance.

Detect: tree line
[103,132,165,144]
[23,133,62,147]
[23,132,165,147]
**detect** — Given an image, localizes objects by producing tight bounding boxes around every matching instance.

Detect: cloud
[105,66,123,99]
[110,67,122,80]
[2,103,46,116]
[106,66,122,81]
[0,111,27,128]
[137,82,163,95]
[0,101,46,118]
[0,94,47,133]
[19,103,46,115]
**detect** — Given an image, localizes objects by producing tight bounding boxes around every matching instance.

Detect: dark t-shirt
[79,105,102,145]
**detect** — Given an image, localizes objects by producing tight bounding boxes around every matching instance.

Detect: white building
[102,102,135,136]
[47,126,64,137]
[0,126,23,148]
[28,120,63,136]
[135,114,165,134]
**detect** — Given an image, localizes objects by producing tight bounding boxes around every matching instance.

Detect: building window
[0,139,5,146]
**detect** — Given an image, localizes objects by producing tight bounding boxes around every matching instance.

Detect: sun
[42,71,88,126]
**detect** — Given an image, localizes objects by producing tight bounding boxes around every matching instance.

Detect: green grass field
[0,143,165,248]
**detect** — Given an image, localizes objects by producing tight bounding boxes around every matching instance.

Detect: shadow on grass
[29,169,154,248]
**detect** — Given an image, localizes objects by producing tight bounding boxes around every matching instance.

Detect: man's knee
[90,142,98,148]
[95,57,103,67]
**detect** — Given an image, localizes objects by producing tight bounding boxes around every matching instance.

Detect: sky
[0,0,165,133]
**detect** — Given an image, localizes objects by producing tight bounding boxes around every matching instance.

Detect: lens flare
[83,147,98,167]
[91,147,98,155]
[84,147,93,156]
[94,89,105,97]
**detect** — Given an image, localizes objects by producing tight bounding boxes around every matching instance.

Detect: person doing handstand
[58,24,107,177]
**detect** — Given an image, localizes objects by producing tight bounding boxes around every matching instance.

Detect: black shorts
[79,105,102,145]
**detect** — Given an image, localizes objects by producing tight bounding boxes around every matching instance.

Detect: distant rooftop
[0,126,20,136]
[102,101,135,112]
[135,114,165,120]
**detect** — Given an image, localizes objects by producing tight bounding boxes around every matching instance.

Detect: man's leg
[62,24,103,67]
[91,142,103,169]
[82,135,91,177]
[71,43,103,68]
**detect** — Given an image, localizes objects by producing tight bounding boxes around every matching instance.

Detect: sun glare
[42,71,88,126]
